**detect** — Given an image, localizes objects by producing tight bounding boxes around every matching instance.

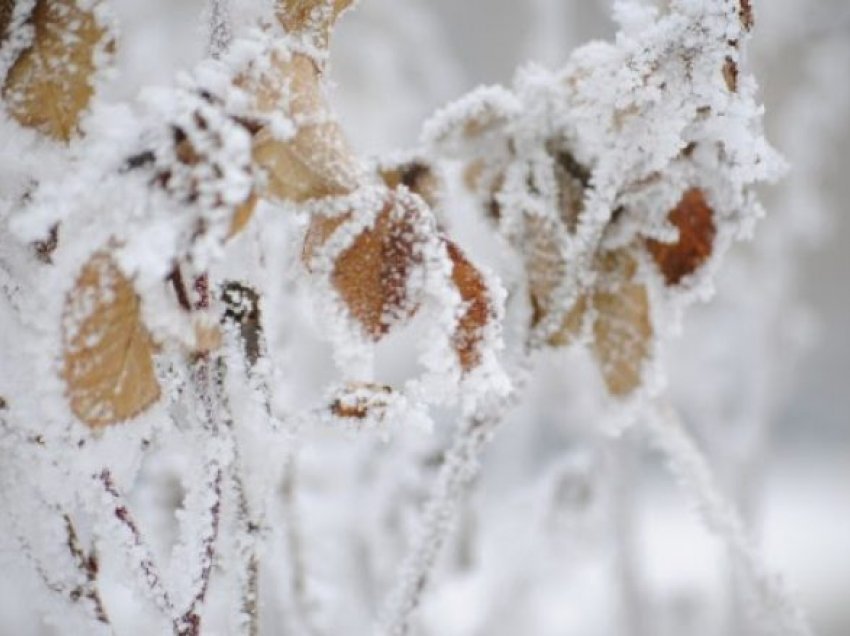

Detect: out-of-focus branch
[648,401,813,636]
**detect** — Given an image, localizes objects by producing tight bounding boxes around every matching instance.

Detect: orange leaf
[304,194,426,340]
[646,188,716,286]
[446,241,491,372]
[61,253,160,429]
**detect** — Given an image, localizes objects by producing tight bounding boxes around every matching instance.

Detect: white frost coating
[0,0,826,633]
[647,401,814,636]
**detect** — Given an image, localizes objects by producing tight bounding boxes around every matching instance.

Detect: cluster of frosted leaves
[1,0,501,431]
[424,0,782,398]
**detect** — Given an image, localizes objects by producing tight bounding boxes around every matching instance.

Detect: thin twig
[376,359,528,636]
[63,514,111,625]
[281,451,321,636]
[174,354,229,636]
[207,0,233,60]
[97,470,175,620]
[647,401,814,636]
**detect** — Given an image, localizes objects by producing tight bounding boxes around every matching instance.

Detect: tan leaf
[303,194,426,340]
[227,191,258,238]
[591,251,652,397]
[446,241,491,372]
[525,215,567,328]
[276,0,353,36]
[646,188,716,286]
[62,253,160,429]
[2,0,113,141]
[592,281,652,397]
[253,123,357,202]
[246,53,359,202]
[547,295,588,348]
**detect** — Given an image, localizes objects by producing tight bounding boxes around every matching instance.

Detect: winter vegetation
[0,0,847,634]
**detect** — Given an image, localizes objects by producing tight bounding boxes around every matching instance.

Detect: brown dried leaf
[227,191,258,238]
[62,253,160,429]
[592,281,652,397]
[524,214,569,328]
[248,53,358,202]
[2,0,112,141]
[551,147,587,231]
[276,0,353,36]
[304,194,425,340]
[446,241,491,372]
[253,123,356,202]
[646,188,716,286]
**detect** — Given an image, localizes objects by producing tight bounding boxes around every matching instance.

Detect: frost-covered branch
[647,401,813,636]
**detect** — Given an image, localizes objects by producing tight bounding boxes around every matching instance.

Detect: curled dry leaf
[592,251,652,397]
[303,194,427,340]
[525,216,567,328]
[547,250,652,397]
[62,253,161,429]
[247,53,359,202]
[329,382,393,420]
[524,146,586,327]
[446,241,491,372]
[2,0,113,141]
[646,188,716,286]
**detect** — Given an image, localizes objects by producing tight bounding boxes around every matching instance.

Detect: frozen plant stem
[647,401,814,636]
[97,470,176,622]
[377,410,505,636]
[63,514,111,626]
[207,0,233,60]
[281,451,321,636]
[178,354,229,636]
